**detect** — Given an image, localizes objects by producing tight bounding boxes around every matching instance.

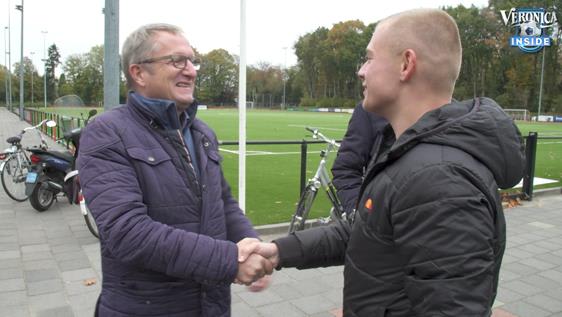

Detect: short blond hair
[379,9,462,94]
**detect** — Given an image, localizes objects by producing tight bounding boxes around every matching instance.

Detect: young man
[240,9,525,316]
[78,24,272,316]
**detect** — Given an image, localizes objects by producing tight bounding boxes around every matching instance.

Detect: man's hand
[247,275,272,292]
[236,253,273,285]
[238,238,280,268]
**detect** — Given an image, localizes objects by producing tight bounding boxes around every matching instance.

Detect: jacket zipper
[176,130,200,189]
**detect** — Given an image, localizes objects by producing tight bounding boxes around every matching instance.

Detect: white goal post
[504,108,530,121]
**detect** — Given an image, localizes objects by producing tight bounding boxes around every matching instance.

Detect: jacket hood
[390,97,525,189]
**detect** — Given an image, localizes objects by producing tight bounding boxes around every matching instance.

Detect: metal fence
[19,108,561,201]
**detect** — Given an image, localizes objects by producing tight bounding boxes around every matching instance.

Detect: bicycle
[288,127,346,234]
[0,119,57,202]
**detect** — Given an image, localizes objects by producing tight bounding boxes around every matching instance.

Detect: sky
[1,0,488,75]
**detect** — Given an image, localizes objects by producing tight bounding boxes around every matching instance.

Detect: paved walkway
[0,107,561,316]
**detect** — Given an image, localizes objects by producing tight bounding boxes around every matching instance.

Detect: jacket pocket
[206,149,222,164]
[126,147,171,165]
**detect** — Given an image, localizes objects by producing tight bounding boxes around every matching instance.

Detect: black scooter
[25,110,97,212]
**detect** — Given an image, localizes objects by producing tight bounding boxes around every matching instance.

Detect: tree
[61,45,104,105]
[197,49,238,105]
[45,44,61,103]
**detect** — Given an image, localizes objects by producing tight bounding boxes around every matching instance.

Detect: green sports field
[37,108,562,225]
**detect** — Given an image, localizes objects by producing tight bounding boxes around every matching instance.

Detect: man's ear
[129,64,146,88]
[400,49,416,82]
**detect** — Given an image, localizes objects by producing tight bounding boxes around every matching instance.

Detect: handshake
[235,238,280,290]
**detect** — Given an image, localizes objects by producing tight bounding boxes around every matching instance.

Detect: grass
[33,107,562,225]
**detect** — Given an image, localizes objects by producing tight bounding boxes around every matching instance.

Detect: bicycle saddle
[6,135,22,145]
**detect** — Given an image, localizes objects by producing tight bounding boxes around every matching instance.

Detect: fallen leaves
[83,278,97,286]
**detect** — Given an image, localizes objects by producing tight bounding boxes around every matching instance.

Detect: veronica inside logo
[500,7,559,53]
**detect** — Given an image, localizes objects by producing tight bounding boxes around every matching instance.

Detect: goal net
[504,108,530,121]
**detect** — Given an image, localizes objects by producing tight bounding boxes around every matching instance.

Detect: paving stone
[28,292,69,312]
[26,279,64,296]
[24,268,60,283]
[290,294,338,315]
[20,244,51,254]
[0,278,26,292]
[232,301,261,317]
[0,290,28,307]
[69,292,99,314]
[539,270,562,284]
[52,243,82,254]
[22,259,58,270]
[500,300,551,317]
[237,288,284,307]
[496,287,526,303]
[288,277,333,297]
[256,302,307,317]
[35,305,74,317]
[524,293,562,313]
[64,279,101,296]
[0,258,22,269]
[61,268,97,282]
[58,257,93,272]
[269,283,305,301]
[21,251,53,262]
[499,269,521,282]
[2,305,30,317]
[520,274,561,290]
[502,280,544,296]
[545,288,562,301]
[0,242,19,251]
[0,250,21,259]
[518,257,558,270]
[505,262,539,275]
[0,267,24,280]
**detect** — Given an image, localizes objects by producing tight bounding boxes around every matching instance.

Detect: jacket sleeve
[391,164,498,316]
[331,104,385,213]
[221,171,260,243]
[273,219,351,269]
[78,118,239,285]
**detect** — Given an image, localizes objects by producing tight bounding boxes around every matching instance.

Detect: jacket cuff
[272,235,303,269]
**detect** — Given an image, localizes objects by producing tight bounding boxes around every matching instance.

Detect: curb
[254,219,324,236]
[532,186,562,198]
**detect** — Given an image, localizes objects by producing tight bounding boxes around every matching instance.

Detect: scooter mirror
[88,109,98,117]
[46,120,57,128]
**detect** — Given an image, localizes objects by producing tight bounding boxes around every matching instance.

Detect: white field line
[538,141,562,145]
[287,124,346,132]
[219,148,321,156]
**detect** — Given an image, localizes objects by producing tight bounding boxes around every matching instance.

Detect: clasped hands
[235,238,279,291]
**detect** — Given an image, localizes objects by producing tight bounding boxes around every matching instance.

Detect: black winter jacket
[332,103,387,213]
[274,98,524,317]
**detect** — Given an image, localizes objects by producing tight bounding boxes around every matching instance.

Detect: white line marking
[219,148,321,156]
[287,124,346,132]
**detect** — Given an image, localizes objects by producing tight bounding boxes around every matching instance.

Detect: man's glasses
[138,54,201,70]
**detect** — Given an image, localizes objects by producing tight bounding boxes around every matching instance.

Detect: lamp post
[16,1,23,120]
[7,1,13,112]
[41,30,47,107]
[3,27,8,108]
[282,47,288,110]
[29,51,34,106]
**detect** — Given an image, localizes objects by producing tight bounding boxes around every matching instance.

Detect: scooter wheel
[29,183,55,212]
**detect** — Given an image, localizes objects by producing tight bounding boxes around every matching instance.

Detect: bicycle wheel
[288,185,318,234]
[1,154,29,202]
[84,210,99,239]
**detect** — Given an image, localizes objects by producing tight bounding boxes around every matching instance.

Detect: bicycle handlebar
[305,127,340,148]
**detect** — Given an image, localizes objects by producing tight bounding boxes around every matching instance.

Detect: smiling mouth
[176,82,192,88]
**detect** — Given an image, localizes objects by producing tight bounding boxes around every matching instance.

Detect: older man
[78,24,271,316]
[241,9,525,316]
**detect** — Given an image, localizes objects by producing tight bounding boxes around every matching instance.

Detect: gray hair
[121,23,184,88]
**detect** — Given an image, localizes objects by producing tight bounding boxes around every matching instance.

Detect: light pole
[7,0,13,112]
[29,51,34,106]
[282,46,287,109]
[41,30,47,107]
[16,1,23,120]
[3,27,8,108]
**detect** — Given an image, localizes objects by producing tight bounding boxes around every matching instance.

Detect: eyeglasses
[138,54,201,70]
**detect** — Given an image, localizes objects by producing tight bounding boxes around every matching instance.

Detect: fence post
[300,140,308,195]
[522,132,538,200]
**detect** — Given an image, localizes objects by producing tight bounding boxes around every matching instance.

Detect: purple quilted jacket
[77,93,258,316]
